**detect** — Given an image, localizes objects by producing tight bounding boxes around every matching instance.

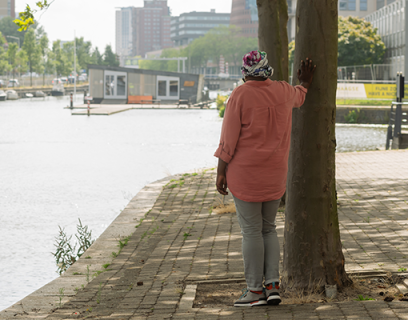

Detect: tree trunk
[283,0,351,291]
[257,0,288,82]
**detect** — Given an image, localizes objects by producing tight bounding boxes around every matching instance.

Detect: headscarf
[241,50,274,78]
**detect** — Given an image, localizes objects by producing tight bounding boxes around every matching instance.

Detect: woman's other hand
[216,158,229,195]
[216,174,228,195]
[297,57,316,89]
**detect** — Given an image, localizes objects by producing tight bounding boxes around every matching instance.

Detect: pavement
[2,150,408,319]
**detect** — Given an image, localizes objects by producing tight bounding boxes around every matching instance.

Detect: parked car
[60,77,68,85]
[78,75,86,82]
[68,76,76,84]
[52,78,63,85]
[80,73,87,81]
[7,79,19,87]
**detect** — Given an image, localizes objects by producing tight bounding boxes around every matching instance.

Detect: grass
[354,294,375,301]
[336,98,394,106]
[58,287,65,308]
[183,232,192,240]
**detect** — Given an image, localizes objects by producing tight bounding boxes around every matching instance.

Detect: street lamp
[6,36,20,48]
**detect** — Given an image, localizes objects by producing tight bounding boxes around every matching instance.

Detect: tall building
[170,10,230,47]
[116,0,173,65]
[0,0,15,20]
[365,0,408,78]
[116,7,133,66]
[230,0,259,38]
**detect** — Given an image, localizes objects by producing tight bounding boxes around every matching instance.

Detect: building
[365,0,408,79]
[170,10,230,47]
[88,64,204,104]
[116,0,173,66]
[0,0,15,20]
[230,0,259,38]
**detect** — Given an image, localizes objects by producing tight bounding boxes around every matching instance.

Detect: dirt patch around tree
[193,273,408,308]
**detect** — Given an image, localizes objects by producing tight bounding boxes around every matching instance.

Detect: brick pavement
[2,150,408,319]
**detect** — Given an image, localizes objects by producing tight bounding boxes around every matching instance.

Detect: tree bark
[257,0,288,82]
[283,0,351,290]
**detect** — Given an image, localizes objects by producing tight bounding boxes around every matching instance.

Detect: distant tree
[0,17,26,47]
[53,40,69,76]
[338,16,385,66]
[15,49,28,74]
[103,45,119,66]
[75,37,93,71]
[22,28,42,86]
[7,42,18,79]
[39,34,49,85]
[91,47,103,65]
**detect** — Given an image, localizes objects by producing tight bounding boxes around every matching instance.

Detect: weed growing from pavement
[53,219,95,275]
[398,267,407,272]
[96,282,102,304]
[183,232,192,240]
[86,265,91,283]
[58,287,65,308]
[355,294,375,301]
[85,256,91,259]
[72,272,82,275]
[102,263,110,269]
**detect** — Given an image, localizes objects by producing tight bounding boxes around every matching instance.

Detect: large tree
[257,0,289,81]
[283,0,351,290]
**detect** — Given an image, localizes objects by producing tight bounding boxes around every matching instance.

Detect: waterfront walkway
[2,150,408,319]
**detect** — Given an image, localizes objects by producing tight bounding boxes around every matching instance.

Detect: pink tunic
[214,79,307,202]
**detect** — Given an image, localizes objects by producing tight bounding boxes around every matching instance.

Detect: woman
[214,51,316,307]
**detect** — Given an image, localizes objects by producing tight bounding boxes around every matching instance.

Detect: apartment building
[170,10,230,47]
[0,0,15,20]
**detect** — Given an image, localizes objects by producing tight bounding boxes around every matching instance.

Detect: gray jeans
[233,195,281,291]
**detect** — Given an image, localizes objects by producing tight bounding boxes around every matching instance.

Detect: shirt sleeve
[291,85,308,108]
[214,96,241,164]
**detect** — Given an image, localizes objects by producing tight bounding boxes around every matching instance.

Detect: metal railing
[386,102,408,150]
[338,64,405,82]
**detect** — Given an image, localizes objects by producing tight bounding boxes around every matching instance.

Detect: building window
[340,0,356,10]
[360,0,367,10]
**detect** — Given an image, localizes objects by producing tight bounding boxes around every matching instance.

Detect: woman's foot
[265,282,281,305]
[234,288,267,307]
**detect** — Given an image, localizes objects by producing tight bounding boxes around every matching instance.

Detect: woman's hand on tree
[297,57,316,89]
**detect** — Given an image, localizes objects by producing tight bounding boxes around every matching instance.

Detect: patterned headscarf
[241,50,274,78]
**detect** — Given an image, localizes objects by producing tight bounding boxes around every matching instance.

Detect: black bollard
[70,93,73,109]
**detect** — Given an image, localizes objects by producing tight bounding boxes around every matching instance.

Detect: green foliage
[288,40,295,72]
[216,94,228,110]
[219,106,225,118]
[52,219,95,275]
[13,1,51,31]
[0,17,26,47]
[398,267,407,272]
[354,294,375,301]
[344,108,366,123]
[103,45,119,67]
[138,26,258,73]
[338,16,385,66]
[22,28,42,85]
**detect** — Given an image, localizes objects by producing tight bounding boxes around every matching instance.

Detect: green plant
[58,287,65,308]
[354,295,374,301]
[219,106,225,118]
[111,252,118,258]
[86,265,91,283]
[102,263,111,269]
[344,108,366,123]
[183,232,192,240]
[72,272,82,275]
[52,219,95,275]
[97,282,102,304]
[85,256,91,259]
[398,267,407,272]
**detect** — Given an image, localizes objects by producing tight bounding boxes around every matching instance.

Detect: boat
[25,93,34,98]
[0,90,7,101]
[6,90,18,100]
[51,78,64,96]
[35,91,46,97]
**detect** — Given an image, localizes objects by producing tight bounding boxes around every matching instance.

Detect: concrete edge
[0,170,206,318]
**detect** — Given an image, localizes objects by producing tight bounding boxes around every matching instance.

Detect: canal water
[0,96,387,311]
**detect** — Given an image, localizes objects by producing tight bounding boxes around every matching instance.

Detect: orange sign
[184,81,195,87]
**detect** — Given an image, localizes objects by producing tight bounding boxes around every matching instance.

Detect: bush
[219,106,225,118]
[216,94,228,110]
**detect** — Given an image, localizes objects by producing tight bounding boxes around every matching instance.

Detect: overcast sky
[16,0,232,51]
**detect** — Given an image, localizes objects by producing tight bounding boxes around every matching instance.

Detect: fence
[337,64,405,82]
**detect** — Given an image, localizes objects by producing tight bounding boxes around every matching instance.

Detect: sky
[16,0,232,52]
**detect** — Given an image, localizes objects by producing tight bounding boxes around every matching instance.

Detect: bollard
[87,100,90,116]
[70,93,73,109]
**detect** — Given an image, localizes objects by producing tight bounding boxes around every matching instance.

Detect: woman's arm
[216,158,228,195]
